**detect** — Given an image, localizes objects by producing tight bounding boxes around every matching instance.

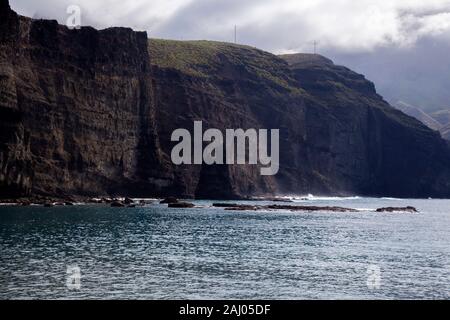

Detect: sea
[0,196,449,299]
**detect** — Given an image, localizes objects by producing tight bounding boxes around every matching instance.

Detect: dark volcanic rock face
[149,42,450,198]
[1,0,450,199]
[148,40,310,198]
[0,0,165,197]
[280,53,450,197]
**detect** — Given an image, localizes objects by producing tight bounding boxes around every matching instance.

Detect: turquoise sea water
[0,197,449,299]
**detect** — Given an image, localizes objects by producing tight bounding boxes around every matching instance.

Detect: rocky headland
[1,0,450,201]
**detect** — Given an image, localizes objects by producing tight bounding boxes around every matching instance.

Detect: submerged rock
[218,203,357,212]
[213,203,242,208]
[376,206,418,213]
[168,202,195,208]
[267,205,358,212]
[110,201,125,207]
[224,205,262,211]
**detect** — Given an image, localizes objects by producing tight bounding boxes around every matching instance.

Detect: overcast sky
[9,0,450,109]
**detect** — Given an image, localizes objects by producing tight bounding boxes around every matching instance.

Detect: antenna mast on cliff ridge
[313,40,319,54]
[234,25,237,44]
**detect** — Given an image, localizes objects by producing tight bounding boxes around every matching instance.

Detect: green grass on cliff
[149,39,224,77]
[148,39,301,93]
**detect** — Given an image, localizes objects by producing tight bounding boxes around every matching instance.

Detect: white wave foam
[287,194,361,202]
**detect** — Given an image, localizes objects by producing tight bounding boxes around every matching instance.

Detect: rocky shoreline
[0,196,419,213]
[212,203,418,213]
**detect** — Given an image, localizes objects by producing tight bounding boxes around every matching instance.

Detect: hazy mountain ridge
[393,101,450,140]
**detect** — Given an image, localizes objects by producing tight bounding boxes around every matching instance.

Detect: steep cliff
[148,39,312,198]
[280,53,450,197]
[149,42,450,198]
[1,0,450,199]
[0,0,165,197]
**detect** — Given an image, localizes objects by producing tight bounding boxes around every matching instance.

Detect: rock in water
[220,204,357,212]
[110,201,125,207]
[168,202,195,208]
[213,203,242,208]
[376,207,418,213]
[224,205,262,211]
[266,205,358,212]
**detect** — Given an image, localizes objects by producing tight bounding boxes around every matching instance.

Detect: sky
[9,0,450,110]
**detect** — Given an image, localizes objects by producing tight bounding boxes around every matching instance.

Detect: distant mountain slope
[393,101,442,131]
[440,123,450,141]
[431,109,450,127]
[392,101,450,140]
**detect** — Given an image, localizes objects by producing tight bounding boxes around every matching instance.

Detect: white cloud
[9,0,450,53]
